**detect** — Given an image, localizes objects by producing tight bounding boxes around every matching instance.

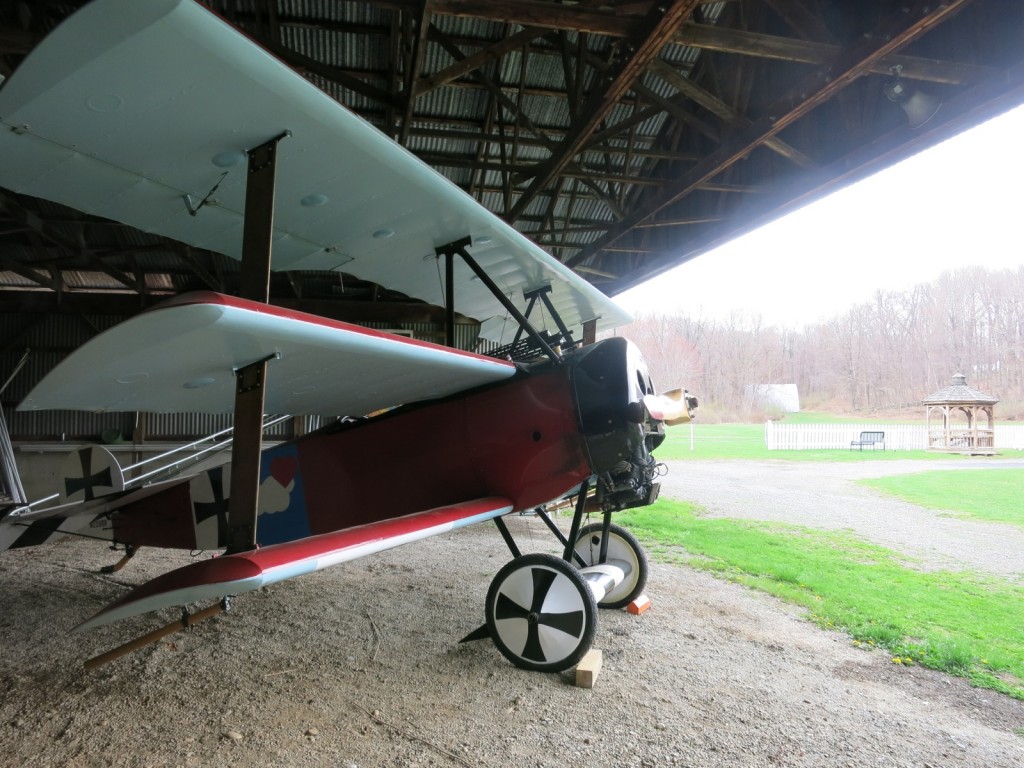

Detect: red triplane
[0,0,696,672]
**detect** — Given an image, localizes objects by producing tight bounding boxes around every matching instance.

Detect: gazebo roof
[922,374,999,405]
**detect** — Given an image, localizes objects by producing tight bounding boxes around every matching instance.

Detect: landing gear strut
[469,479,650,672]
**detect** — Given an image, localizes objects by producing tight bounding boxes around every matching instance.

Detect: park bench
[850,430,885,450]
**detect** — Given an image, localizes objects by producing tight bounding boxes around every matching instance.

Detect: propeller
[642,388,698,425]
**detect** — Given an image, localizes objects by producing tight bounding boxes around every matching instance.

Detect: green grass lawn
[620,500,1024,700]
[636,416,1024,698]
[860,469,1024,528]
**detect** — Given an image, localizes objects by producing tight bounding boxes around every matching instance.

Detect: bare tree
[614,266,1024,418]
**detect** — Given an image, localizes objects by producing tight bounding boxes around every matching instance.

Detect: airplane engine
[569,337,685,511]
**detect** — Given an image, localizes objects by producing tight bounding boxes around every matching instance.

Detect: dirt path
[0,463,1022,767]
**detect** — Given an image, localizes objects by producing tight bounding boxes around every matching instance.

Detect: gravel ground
[0,460,1022,767]
[658,458,1024,581]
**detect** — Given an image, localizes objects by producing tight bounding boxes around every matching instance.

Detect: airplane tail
[0,445,125,552]
[57,445,126,503]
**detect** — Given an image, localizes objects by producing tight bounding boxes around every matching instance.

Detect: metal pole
[561,478,590,562]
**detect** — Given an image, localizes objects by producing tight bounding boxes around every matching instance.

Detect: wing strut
[225,131,289,554]
[435,237,561,364]
[512,285,577,352]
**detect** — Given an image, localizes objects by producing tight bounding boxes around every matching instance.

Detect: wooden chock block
[627,594,652,615]
[575,648,603,689]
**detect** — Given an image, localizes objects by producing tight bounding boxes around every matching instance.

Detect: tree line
[613,266,1024,420]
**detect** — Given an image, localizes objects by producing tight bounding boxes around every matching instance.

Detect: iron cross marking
[495,567,585,663]
[64,448,113,501]
[193,466,230,548]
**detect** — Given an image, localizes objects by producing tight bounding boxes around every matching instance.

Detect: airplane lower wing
[77,496,513,631]
[19,291,516,416]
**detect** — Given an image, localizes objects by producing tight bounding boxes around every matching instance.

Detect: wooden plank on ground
[575,648,603,688]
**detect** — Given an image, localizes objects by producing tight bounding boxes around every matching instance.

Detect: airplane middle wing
[19,292,517,416]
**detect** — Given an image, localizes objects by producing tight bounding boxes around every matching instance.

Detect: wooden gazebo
[923,374,999,454]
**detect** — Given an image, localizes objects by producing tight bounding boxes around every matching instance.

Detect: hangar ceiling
[1,0,1023,325]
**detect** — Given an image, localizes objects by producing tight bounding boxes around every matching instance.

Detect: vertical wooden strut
[225,131,288,554]
[444,248,455,348]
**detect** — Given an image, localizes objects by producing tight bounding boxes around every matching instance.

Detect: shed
[744,384,800,413]
[922,374,999,454]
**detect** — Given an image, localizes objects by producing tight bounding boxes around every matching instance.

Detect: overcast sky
[615,103,1024,329]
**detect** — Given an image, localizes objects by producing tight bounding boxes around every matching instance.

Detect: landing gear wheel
[573,523,648,609]
[485,553,597,673]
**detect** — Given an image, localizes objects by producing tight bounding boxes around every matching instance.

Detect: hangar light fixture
[884,66,940,129]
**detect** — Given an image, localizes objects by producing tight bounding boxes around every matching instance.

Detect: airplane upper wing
[19,292,516,416]
[0,0,630,343]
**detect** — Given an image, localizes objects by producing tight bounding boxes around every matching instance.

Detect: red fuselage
[111,360,590,549]
[293,364,590,532]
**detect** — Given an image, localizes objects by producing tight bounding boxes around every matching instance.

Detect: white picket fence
[764,422,1024,451]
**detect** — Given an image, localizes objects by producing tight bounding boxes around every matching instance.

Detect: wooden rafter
[1,0,1022,316]
[567,0,977,269]
[674,22,991,87]
[648,59,815,168]
[416,26,549,96]
[262,38,399,106]
[380,0,987,85]
[508,0,702,219]
[424,23,630,219]
[398,0,433,146]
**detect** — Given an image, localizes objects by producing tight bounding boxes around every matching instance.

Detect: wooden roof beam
[416,26,550,96]
[508,0,702,220]
[675,22,990,87]
[424,154,719,187]
[0,256,52,290]
[412,124,697,161]
[425,24,629,220]
[260,39,399,106]
[567,0,976,269]
[382,0,988,85]
[383,0,648,36]
[398,1,434,146]
[648,59,815,168]
[195,5,988,88]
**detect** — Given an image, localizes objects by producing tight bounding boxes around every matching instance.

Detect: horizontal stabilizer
[0,475,194,552]
[76,496,513,631]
